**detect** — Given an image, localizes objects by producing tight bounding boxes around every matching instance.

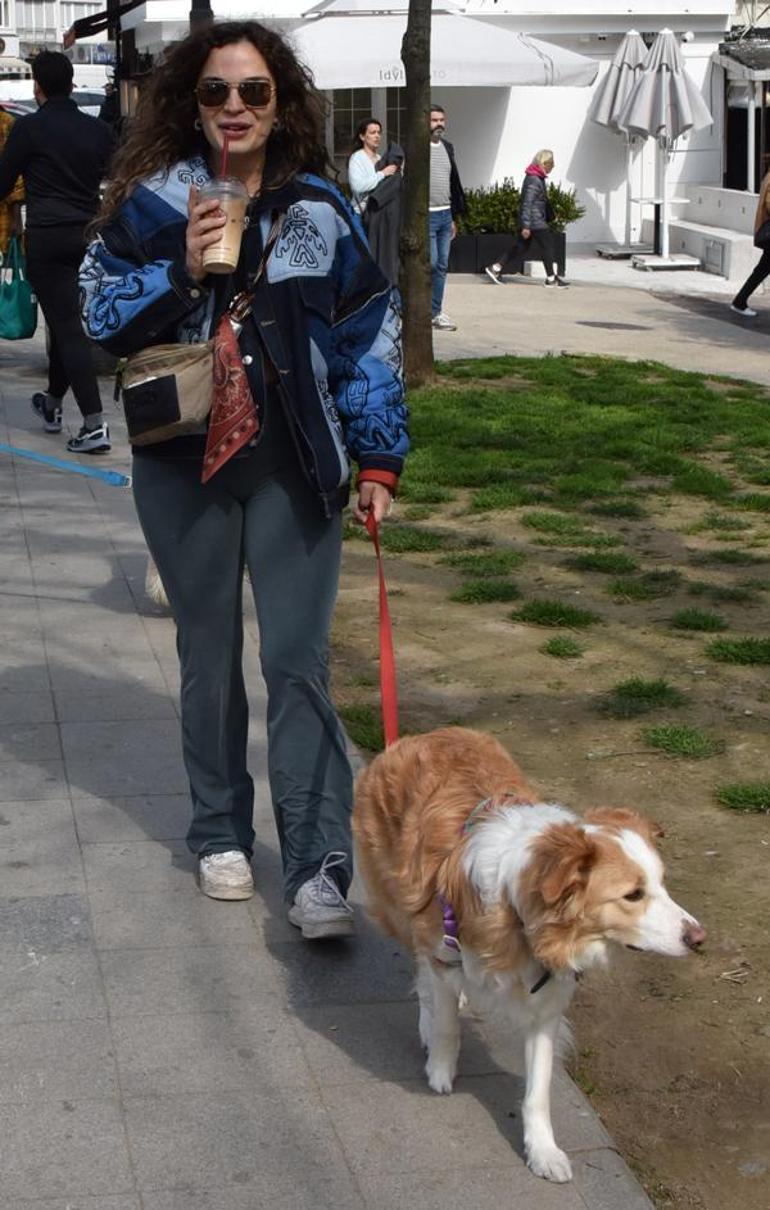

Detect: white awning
[290,15,600,90]
[0,57,32,78]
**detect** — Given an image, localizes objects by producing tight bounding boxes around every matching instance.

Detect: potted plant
[450,177,585,274]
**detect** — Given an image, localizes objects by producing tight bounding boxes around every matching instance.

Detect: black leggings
[498,228,556,277]
[25,225,103,418]
[733,248,770,309]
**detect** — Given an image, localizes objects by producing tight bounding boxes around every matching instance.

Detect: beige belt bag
[118,340,215,446]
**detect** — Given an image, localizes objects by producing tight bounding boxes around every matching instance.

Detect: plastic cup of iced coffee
[199,177,249,274]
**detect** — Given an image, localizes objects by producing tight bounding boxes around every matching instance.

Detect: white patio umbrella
[616,28,712,258]
[587,30,648,245]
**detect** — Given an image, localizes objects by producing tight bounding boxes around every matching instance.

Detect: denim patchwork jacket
[79,158,408,515]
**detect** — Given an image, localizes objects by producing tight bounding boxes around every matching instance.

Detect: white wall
[433,33,725,243]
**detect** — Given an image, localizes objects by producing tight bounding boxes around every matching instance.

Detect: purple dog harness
[435,793,553,994]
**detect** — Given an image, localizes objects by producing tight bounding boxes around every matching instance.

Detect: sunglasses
[195,77,275,109]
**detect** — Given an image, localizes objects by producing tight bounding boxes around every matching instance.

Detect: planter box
[449,230,567,276]
[447,233,477,273]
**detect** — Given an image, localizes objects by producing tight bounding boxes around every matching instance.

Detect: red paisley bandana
[201,313,259,483]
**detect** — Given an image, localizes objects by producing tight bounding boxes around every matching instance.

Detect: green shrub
[458,177,585,236]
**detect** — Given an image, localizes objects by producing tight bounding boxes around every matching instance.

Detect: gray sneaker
[432,312,457,331]
[198,850,254,900]
[31,393,63,433]
[288,852,354,939]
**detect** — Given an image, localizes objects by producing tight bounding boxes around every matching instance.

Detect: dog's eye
[624,888,645,902]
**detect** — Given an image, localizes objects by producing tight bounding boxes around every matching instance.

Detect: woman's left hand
[352,482,393,526]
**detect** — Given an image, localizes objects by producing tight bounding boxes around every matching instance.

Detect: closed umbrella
[617,28,712,258]
[588,30,648,246]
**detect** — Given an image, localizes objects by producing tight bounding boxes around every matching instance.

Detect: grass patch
[607,570,681,601]
[514,599,601,628]
[540,636,584,658]
[588,499,647,519]
[378,525,450,553]
[469,484,546,511]
[687,580,758,603]
[450,579,521,604]
[669,607,728,632]
[672,464,734,500]
[715,782,770,814]
[399,481,454,504]
[339,704,383,753]
[735,493,770,513]
[535,532,620,549]
[402,505,435,522]
[707,637,770,665]
[643,724,723,760]
[600,678,685,719]
[440,550,525,577]
[699,511,751,532]
[690,548,766,566]
[521,511,587,535]
[565,551,638,574]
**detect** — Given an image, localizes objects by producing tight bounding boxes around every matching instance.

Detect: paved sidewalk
[0,327,656,1209]
[439,255,770,384]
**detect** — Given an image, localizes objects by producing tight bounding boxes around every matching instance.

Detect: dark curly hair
[98,20,329,222]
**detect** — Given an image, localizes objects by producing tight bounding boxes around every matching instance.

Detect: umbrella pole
[659,139,670,260]
[624,137,633,246]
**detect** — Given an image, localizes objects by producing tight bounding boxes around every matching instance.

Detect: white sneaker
[198,850,254,900]
[66,422,111,454]
[432,312,457,331]
[288,852,354,939]
[730,303,757,318]
[484,265,502,284]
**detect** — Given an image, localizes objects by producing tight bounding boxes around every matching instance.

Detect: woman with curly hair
[80,20,408,935]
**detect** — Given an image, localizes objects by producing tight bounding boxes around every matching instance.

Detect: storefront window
[386,86,406,148]
[332,87,373,175]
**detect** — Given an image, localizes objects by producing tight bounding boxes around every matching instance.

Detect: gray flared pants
[131,431,353,902]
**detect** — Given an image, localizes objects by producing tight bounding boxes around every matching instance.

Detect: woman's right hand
[186,185,227,282]
[521,227,531,240]
[381,164,399,177]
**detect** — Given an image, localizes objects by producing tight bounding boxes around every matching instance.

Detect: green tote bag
[0,235,37,340]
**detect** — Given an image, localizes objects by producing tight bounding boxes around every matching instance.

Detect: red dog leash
[365,512,399,747]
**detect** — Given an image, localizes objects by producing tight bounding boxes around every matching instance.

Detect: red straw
[220,133,230,178]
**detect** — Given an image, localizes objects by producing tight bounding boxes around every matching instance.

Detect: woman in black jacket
[484,149,568,288]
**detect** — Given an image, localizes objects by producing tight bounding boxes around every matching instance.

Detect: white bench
[639,215,760,283]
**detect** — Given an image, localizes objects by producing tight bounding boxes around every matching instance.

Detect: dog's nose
[682,920,706,950]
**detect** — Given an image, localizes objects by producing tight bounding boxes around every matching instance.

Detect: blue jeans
[429,208,453,318]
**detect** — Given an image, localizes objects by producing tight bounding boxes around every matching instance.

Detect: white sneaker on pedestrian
[198,850,254,900]
[484,265,502,284]
[288,851,354,939]
[66,422,111,454]
[730,303,757,318]
[432,312,457,331]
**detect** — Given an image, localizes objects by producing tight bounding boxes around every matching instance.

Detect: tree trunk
[400,0,434,388]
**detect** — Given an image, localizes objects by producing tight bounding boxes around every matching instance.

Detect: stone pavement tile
[123,1089,362,1201]
[81,840,196,895]
[0,1019,118,1103]
[100,943,279,1018]
[14,1198,141,1210]
[0,690,55,724]
[72,793,190,842]
[142,1180,363,1210]
[0,664,51,693]
[0,798,84,898]
[0,1098,134,1202]
[0,945,107,1024]
[0,892,92,950]
[112,1008,310,1096]
[59,720,187,797]
[266,929,414,1006]
[571,1148,653,1209]
[88,890,258,950]
[0,722,61,762]
[320,1076,525,1173]
[356,1163,585,1210]
[55,687,178,723]
[0,757,69,801]
[47,659,170,699]
[551,1070,614,1151]
[291,1000,504,1086]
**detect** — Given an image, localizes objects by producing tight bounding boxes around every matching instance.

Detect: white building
[0,0,114,86]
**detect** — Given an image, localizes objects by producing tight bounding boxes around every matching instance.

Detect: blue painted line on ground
[0,443,132,487]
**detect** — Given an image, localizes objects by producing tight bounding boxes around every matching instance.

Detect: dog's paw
[425,1057,456,1094]
[526,1146,573,1184]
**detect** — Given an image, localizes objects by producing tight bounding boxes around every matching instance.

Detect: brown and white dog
[353,726,705,1184]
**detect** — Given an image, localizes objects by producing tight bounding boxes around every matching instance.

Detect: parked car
[0,84,105,118]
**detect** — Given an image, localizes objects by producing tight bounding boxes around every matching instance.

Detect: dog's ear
[585,806,665,845]
[532,824,598,914]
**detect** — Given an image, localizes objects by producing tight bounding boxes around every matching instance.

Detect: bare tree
[400,0,434,387]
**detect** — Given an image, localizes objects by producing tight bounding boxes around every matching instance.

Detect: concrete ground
[2,257,755,1207]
